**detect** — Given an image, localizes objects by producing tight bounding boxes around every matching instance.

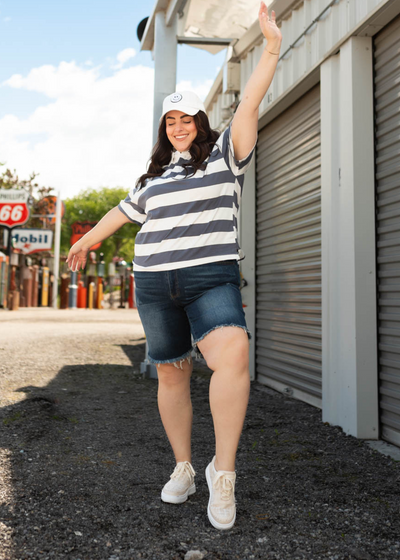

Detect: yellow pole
[88,281,94,310]
[41,267,49,307]
[96,279,103,309]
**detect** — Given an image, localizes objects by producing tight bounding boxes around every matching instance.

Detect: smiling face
[165,110,198,152]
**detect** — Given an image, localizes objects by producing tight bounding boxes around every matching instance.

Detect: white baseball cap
[161,91,206,120]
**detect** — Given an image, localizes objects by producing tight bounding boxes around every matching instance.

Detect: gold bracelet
[267,51,280,55]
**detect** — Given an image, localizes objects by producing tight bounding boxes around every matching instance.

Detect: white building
[141,0,400,449]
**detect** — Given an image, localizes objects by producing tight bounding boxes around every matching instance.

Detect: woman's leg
[197,327,250,472]
[157,358,194,464]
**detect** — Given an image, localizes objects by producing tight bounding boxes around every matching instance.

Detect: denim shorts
[134,260,250,365]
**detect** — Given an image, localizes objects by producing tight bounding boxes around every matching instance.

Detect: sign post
[0,189,31,257]
[0,189,31,309]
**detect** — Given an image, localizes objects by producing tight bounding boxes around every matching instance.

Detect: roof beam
[177,36,234,45]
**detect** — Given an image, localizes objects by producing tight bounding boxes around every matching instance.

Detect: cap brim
[159,105,201,121]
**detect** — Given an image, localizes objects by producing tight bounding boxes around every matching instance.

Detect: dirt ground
[0,308,399,560]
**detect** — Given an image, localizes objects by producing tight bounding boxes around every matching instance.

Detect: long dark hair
[136,110,220,189]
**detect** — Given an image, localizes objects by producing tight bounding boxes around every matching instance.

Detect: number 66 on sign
[0,189,30,227]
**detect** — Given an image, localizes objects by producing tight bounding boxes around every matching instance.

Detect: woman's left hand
[259,2,282,47]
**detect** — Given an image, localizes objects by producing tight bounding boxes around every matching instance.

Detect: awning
[141,0,264,54]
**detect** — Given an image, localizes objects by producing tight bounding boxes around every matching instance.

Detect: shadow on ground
[0,341,400,560]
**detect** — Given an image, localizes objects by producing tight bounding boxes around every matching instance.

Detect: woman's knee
[156,356,193,386]
[199,327,249,372]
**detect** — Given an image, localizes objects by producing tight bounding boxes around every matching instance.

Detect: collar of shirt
[169,141,220,166]
[170,149,192,165]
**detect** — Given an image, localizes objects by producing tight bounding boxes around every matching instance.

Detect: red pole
[31,265,39,307]
[77,281,87,308]
[128,273,135,308]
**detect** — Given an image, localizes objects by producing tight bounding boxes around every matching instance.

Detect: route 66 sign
[0,189,30,228]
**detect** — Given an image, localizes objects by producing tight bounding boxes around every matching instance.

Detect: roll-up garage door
[374,15,400,447]
[256,85,321,407]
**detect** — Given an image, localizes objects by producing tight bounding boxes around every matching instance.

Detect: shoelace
[213,470,235,501]
[170,461,196,481]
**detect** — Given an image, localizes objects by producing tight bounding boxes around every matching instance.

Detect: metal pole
[6,226,12,256]
[68,271,78,309]
[142,10,177,379]
[52,191,62,309]
[5,227,12,307]
[152,11,178,143]
[108,262,115,309]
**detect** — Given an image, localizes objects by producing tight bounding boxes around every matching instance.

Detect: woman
[67,2,281,531]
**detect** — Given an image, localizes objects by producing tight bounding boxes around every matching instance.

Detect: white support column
[321,36,379,439]
[239,159,256,381]
[153,11,177,143]
[142,10,178,379]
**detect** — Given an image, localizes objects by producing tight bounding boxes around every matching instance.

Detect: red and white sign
[70,221,101,251]
[3,228,53,255]
[0,189,30,228]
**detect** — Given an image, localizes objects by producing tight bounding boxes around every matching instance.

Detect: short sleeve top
[118,123,256,272]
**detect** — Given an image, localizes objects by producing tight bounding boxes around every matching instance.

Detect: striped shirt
[118,123,256,272]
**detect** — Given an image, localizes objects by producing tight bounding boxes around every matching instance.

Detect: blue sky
[0,0,226,196]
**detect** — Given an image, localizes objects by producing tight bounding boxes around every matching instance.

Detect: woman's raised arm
[66,206,130,272]
[231,1,282,161]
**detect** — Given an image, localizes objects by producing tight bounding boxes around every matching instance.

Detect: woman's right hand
[65,206,131,272]
[66,241,89,272]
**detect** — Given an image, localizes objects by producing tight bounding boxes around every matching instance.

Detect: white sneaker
[205,456,236,530]
[161,461,196,504]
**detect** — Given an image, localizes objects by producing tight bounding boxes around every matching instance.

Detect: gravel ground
[0,308,399,560]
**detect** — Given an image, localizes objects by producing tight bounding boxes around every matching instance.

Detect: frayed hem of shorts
[147,349,193,370]
[192,324,251,356]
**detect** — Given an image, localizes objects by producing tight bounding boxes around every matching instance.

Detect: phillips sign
[4,228,54,255]
[0,189,30,227]
[70,221,101,251]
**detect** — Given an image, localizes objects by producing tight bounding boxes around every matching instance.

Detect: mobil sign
[0,189,30,227]
[4,228,54,254]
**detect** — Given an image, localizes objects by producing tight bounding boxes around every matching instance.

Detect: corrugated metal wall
[374,14,400,447]
[206,0,388,128]
[256,85,322,407]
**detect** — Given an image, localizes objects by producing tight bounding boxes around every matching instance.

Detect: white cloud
[176,79,214,101]
[3,16,11,22]
[0,62,215,199]
[0,60,155,198]
[113,48,136,70]
[4,62,101,99]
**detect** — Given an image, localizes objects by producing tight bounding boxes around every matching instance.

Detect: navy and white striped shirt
[118,124,256,272]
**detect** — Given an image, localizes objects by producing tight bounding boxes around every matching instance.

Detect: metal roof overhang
[140,0,262,54]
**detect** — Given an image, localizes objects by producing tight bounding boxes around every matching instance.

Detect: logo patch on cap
[170,93,182,103]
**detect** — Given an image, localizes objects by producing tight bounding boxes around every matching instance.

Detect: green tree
[61,186,139,266]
